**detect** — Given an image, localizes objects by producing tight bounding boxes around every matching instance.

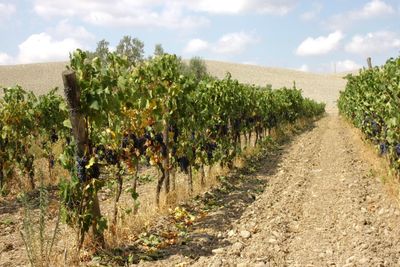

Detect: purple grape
[76,156,88,182]
[105,149,118,165]
[396,144,400,157]
[379,143,388,155]
[50,128,58,143]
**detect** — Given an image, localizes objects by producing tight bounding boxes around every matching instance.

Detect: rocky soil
[136,114,400,267]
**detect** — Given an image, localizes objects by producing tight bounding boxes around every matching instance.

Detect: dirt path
[139,114,400,267]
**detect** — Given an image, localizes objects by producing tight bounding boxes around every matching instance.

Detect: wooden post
[62,70,88,157]
[62,70,104,248]
[0,162,3,191]
[367,57,372,69]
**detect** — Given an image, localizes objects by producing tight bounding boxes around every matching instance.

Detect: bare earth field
[1,61,400,267]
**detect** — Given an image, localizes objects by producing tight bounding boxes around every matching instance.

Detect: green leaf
[63,119,72,129]
[89,100,100,110]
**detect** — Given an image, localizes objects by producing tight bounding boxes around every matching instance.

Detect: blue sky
[0,0,399,72]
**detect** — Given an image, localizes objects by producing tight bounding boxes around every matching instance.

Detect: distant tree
[95,39,110,64]
[153,44,165,56]
[86,39,109,64]
[188,57,208,83]
[116,35,144,65]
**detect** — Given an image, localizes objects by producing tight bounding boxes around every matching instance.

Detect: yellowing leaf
[86,157,96,169]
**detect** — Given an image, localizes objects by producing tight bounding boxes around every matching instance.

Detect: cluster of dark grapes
[170,124,179,143]
[76,156,88,182]
[203,142,217,162]
[105,149,118,165]
[88,162,100,179]
[267,116,277,128]
[248,117,255,125]
[49,154,55,168]
[379,142,388,155]
[371,121,381,136]
[214,123,228,136]
[233,119,241,131]
[50,128,58,143]
[121,134,130,149]
[76,155,101,182]
[178,157,190,173]
[396,144,400,157]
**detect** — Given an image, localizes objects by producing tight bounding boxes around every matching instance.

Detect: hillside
[0,60,346,112]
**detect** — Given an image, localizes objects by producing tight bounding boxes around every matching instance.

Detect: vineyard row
[0,50,325,247]
[338,56,400,175]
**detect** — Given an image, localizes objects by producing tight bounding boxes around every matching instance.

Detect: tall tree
[154,44,165,56]
[116,35,144,65]
[188,57,208,83]
[95,39,110,64]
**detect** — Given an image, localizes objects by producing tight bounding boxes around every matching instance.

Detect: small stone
[268,238,277,244]
[240,230,251,239]
[361,207,367,213]
[272,231,280,238]
[325,249,333,256]
[227,230,236,237]
[346,256,355,264]
[209,258,222,267]
[359,258,369,264]
[212,248,225,254]
[231,242,244,255]
[255,262,269,267]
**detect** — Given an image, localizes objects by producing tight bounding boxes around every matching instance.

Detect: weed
[20,170,60,267]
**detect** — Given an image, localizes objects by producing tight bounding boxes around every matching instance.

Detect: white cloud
[296,31,344,56]
[345,31,400,55]
[0,53,13,65]
[355,0,394,19]
[186,0,247,14]
[184,39,209,54]
[213,32,258,54]
[329,0,395,30]
[298,64,309,72]
[17,33,83,63]
[252,0,298,15]
[335,60,361,72]
[184,32,258,56]
[300,3,322,21]
[49,19,95,41]
[186,0,298,15]
[33,0,208,29]
[0,3,16,21]
[2,21,94,64]
[33,0,297,30]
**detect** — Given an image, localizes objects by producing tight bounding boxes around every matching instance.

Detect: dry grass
[341,116,400,205]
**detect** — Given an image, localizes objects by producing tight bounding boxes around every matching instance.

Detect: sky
[0,0,399,72]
